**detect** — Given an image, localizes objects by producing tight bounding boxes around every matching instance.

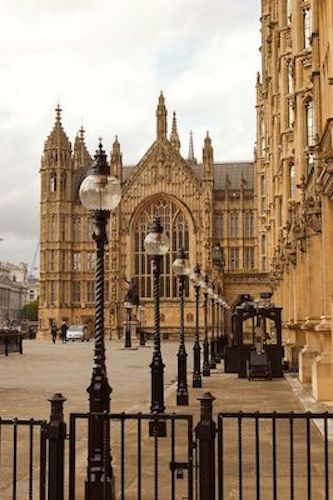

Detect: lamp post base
[176,391,189,406]
[85,477,115,500]
[192,376,202,388]
[202,365,210,377]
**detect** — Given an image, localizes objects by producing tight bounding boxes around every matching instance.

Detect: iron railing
[0,417,47,500]
[217,411,333,500]
[0,331,23,356]
[69,412,195,500]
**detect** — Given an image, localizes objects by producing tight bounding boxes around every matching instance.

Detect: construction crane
[28,242,39,278]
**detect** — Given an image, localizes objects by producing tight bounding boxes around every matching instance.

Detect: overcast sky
[0,0,260,273]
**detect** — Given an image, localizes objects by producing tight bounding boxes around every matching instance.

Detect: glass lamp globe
[173,248,190,277]
[124,301,134,310]
[79,174,121,211]
[214,293,219,301]
[207,287,214,298]
[144,216,169,256]
[144,231,169,256]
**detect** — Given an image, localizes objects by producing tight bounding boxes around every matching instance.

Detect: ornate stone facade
[256,0,333,399]
[39,94,265,339]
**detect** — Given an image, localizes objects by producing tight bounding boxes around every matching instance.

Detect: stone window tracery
[303,7,312,49]
[215,214,224,238]
[50,172,57,193]
[133,199,190,299]
[73,217,81,241]
[230,212,239,238]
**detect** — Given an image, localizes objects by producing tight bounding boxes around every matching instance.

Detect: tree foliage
[23,298,39,321]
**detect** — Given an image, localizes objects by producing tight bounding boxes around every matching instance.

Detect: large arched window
[133,199,190,299]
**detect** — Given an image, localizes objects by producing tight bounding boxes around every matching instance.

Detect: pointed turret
[44,104,71,155]
[170,112,181,152]
[187,131,197,164]
[156,91,167,140]
[73,126,92,170]
[111,135,123,182]
[203,131,214,181]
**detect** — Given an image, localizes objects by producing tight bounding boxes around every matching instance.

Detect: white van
[66,325,90,342]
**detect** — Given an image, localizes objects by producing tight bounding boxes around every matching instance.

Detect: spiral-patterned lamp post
[173,248,190,405]
[208,285,217,370]
[191,264,202,388]
[201,275,210,377]
[79,141,121,500]
[144,216,169,415]
[214,292,221,364]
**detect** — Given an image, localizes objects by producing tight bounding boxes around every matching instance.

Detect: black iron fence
[69,412,195,500]
[217,411,333,500]
[0,330,23,356]
[2,395,333,500]
[0,417,47,500]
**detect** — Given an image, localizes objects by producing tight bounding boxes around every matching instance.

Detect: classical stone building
[256,0,333,399]
[39,94,267,339]
[0,262,28,324]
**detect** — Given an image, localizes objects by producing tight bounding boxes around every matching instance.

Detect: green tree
[23,297,39,321]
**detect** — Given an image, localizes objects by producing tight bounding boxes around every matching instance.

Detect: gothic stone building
[39,94,266,339]
[256,0,333,399]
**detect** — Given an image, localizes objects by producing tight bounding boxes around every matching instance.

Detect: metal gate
[68,412,196,500]
[217,411,333,500]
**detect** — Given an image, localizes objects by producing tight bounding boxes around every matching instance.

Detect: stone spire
[170,111,181,152]
[203,131,214,180]
[156,91,167,140]
[73,126,91,169]
[187,131,197,164]
[111,135,123,182]
[44,104,71,153]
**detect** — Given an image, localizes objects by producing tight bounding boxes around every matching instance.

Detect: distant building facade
[39,95,268,339]
[256,0,333,399]
[0,262,28,324]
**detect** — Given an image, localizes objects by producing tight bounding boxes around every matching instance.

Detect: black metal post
[86,210,114,500]
[202,277,210,377]
[176,274,189,405]
[215,300,221,363]
[125,307,132,348]
[48,393,66,500]
[192,265,202,388]
[209,291,216,369]
[150,255,165,414]
[196,392,216,500]
[139,308,146,346]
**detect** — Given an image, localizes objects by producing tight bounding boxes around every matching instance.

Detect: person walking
[61,320,68,344]
[51,322,58,344]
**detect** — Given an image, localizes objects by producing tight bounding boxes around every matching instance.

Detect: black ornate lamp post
[124,300,134,348]
[190,264,202,388]
[138,305,146,346]
[214,292,221,364]
[144,216,169,414]
[218,298,224,358]
[208,286,217,369]
[79,140,121,500]
[173,248,190,405]
[201,276,210,377]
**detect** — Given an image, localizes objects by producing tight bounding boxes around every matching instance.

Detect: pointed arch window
[230,212,239,238]
[60,172,66,193]
[50,172,57,193]
[133,199,190,299]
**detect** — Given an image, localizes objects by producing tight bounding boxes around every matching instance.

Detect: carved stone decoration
[303,195,322,234]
